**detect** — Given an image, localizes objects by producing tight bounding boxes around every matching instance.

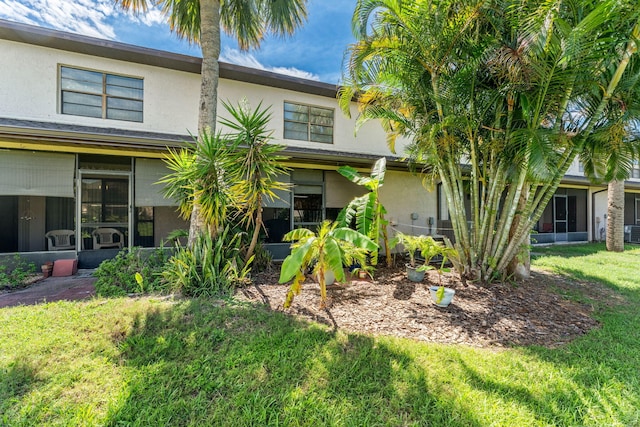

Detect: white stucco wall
[0,39,200,135]
[379,170,438,237]
[0,38,408,157]
[565,156,583,176]
[592,189,608,241]
[217,79,405,156]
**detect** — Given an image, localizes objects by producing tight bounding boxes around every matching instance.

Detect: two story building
[1,19,639,267]
[0,19,438,267]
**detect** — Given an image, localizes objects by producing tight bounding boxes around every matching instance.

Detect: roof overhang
[0,19,339,98]
[0,117,408,169]
[0,118,188,158]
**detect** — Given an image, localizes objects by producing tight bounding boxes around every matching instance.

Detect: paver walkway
[0,270,96,308]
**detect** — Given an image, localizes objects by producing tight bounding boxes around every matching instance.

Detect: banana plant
[337,157,392,267]
[279,220,377,309]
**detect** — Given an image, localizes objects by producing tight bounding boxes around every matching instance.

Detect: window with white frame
[284,102,333,143]
[632,161,640,178]
[60,66,143,122]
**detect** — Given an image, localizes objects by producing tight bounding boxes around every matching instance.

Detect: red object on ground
[52,259,78,277]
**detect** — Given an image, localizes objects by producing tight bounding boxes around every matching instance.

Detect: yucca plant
[163,226,252,297]
[279,220,377,309]
[221,99,290,263]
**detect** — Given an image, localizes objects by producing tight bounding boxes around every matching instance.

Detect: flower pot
[41,263,53,278]
[429,286,455,307]
[406,264,425,282]
[316,269,336,286]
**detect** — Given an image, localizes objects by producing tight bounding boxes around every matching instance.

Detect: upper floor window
[633,161,640,179]
[284,102,333,143]
[60,66,143,122]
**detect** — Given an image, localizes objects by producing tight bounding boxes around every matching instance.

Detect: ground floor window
[535,188,587,234]
[0,152,192,253]
[261,169,362,244]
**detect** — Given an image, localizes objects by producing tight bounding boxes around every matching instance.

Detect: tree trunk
[188,0,221,246]
[506,188,530,280]
[606,180,625,252]
[245,206,262,263]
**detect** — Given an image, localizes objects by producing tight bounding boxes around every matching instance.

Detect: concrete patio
[0,270,96,309]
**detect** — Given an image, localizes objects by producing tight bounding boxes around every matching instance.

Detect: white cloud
[0,1,329,82]
[221,47,319,81]
[0,0,41,26]
[0,0,167,40]
[127,7,164,27]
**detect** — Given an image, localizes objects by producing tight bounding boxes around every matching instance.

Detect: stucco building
[1,19,639,267]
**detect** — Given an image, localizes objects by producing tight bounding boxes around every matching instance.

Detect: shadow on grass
[454,253,640,426]
[0,359,39,402]
[104,299,483,426]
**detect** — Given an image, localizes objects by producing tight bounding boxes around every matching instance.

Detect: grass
[1,243,640,426]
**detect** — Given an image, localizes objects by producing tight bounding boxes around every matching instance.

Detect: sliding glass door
[78,171,131,250]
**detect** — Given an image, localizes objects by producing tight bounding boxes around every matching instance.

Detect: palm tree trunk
[606,180,625,252]
[506,188,531,280]
[197,0,220,134]
[188,0,221,246]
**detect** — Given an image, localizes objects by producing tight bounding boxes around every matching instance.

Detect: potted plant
[428,244,459,307]
[392,233,444,282]
[41,261,53,278]
[279,220,378,309]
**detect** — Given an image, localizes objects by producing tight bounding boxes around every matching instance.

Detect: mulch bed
[238,263,613,348]
[1,274,43,294]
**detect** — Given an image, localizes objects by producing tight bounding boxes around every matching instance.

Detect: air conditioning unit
[624,225,640,243]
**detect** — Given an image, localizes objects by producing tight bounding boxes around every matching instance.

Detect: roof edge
[0,19,339,98]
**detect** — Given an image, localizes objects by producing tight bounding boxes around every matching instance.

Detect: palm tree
[607,180,626,252]
[113,0,308,243]
[580,58,640,252]
[341,0,640,281]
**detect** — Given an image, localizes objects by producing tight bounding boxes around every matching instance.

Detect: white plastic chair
[92,228,124,249]
[45,229,75,251]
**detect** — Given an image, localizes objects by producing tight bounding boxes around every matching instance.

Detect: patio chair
[92,228,124,249]
[45,229,75,251]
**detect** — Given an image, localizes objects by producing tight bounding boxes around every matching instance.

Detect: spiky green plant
[220,99,290,263]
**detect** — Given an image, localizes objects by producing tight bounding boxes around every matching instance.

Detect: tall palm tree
[581,57,640,252]
[114,0,308,243]
[341,0,640,281]
[607,180,625,251]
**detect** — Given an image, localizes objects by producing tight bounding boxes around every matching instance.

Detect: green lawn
[1,243,640,426]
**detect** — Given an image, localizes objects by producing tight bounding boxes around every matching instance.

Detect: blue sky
[0,0,357,84]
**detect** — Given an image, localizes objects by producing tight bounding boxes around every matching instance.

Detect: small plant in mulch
[0,255,38,291]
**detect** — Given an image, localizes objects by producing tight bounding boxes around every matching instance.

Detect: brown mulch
[238,263,616,349]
